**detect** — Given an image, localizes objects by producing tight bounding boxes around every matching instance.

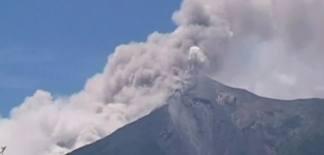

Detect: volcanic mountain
[68,76,324,155]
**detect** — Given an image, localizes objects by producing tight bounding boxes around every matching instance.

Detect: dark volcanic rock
[68,77,324,155]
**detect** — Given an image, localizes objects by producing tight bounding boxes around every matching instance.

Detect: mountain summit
[68,76,324,155]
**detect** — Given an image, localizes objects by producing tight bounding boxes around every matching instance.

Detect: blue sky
[0,0,181,116]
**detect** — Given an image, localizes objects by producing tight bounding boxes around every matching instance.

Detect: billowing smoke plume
[174,0,324,99]
[1,0,324,154]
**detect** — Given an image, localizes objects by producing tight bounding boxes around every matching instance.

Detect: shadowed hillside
[68,76,324,155]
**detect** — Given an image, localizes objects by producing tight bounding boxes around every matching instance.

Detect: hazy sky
[0,0,181,116]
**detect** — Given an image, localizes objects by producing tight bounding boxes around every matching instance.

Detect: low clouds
[1,0,324,154]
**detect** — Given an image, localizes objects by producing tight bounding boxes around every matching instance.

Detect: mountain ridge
[68,76,324,155]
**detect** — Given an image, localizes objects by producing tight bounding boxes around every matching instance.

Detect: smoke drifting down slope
[68,76,324,155]
[1,0,324,155]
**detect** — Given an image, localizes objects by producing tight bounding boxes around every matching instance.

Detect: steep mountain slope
[68,76,324,155]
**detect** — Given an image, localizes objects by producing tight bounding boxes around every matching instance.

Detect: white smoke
[174,0,324,99]
[188,46,208,73]
[1,0,324,154]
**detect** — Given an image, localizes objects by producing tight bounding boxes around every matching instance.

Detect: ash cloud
[1,0,324,155]
[174,0,324,99]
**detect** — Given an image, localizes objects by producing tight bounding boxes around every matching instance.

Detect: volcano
[68,76,324,155]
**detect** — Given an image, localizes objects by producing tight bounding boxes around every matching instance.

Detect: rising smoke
[1,0,324,154]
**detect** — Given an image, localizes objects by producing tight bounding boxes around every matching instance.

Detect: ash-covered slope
[68,76,324,155]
